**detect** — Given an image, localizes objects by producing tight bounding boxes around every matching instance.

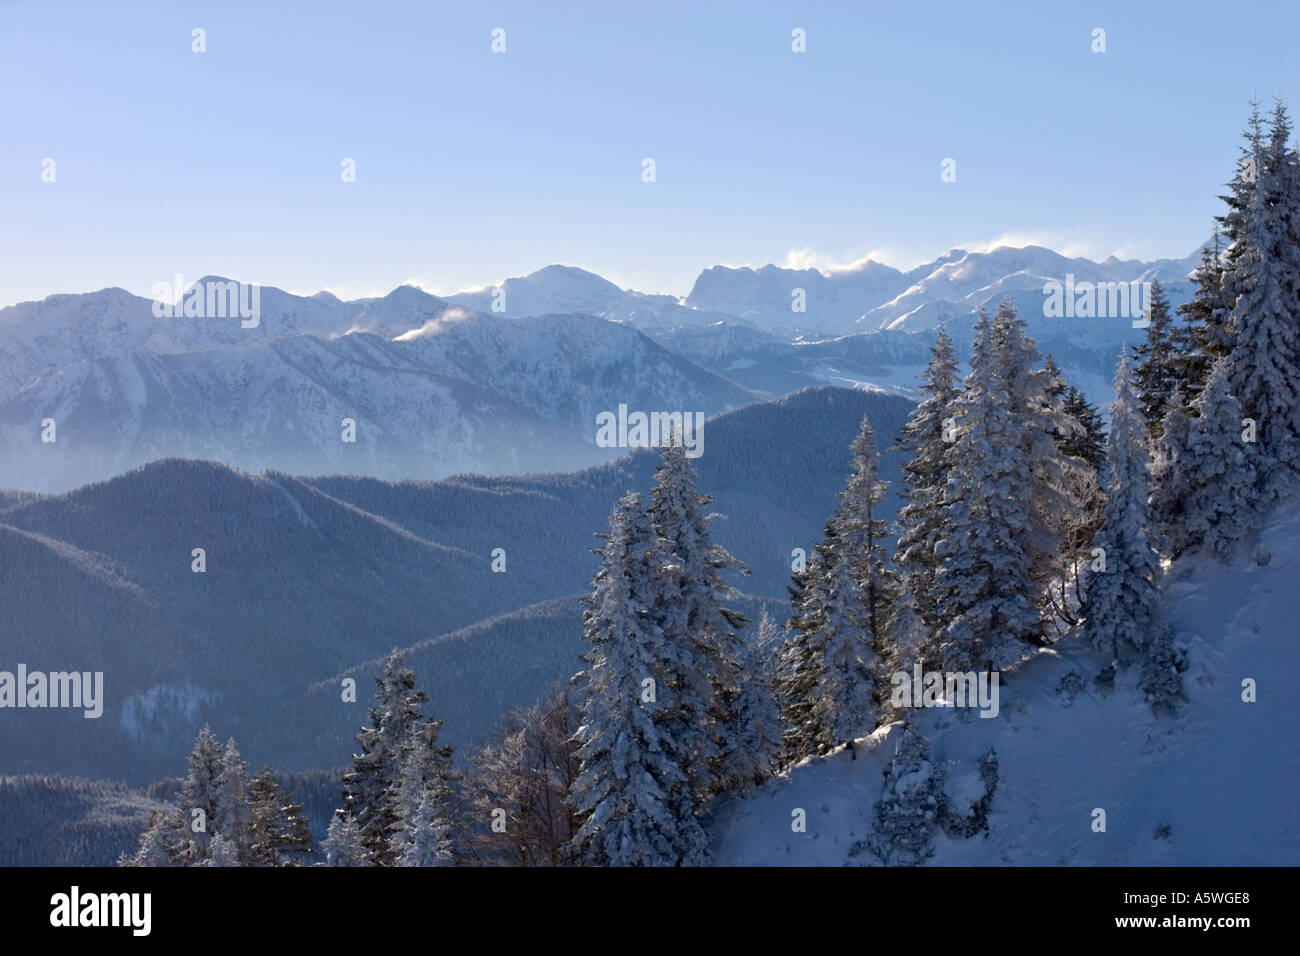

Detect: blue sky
[1,0,1297,307]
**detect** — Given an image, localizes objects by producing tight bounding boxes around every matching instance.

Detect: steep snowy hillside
[713,500,1300,866]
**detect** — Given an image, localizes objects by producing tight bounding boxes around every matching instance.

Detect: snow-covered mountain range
[0,244,1204,492]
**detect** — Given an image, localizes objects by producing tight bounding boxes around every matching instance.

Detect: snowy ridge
[713,500,1300,865]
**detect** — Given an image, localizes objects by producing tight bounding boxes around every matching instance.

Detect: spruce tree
[569,492,708,866]
[1040,361,1107,623]
[870,723,944,866]
[1139,626,1188,719]
[178,726,224,863]
[1058,387,1107,471]
[777,547,823,762]
[393,718,457,866]
[1175,232,1225,405]
[723,607,783,794]
[122,809,188,867]
[774,460,889,759]
[1216,101,1265,294]
[246,767,312,866]
[779,418,895,759]
[991,299,1085,608]
[837,415,898,660]
[647,441,746,806]
[810,535,880,751]
[1222,102,1300,504]
[894,329,960,647]
[1134,279,1179,439]
[934,308,1042,670]
[1082,353,1166,670]
[322,811,367,866]
[340,649,431,866]
[1181,360,1258,562]
[214,738,251,864]
[884,579,929,687]
[1150,386,1194,558]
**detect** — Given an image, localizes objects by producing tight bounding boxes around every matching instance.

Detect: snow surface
[712,500,1300,865]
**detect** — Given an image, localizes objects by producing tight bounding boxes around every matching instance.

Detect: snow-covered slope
[713,500,1300,866]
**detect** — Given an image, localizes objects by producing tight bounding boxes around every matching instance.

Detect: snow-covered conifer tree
[779,522,879,757]
[1083,353,1166,669]
[991,299,1085,606]
[870,723,944,866]
[393,718,457,867]
[1221,102,1300,504]
[722,607,783,795]
[322,811,367,867]
[214,738,251,864]
[836,415,897,659]
[121,809,188,867]
[1174,233,1226,405]
[245,767,312,866]
[1134,279,1180,439]
[1058,385,1107,472]
[894,330,960,642]
[1139,626,1188,719]
[340,649,430,865]
[883,581,930,721]
[1150,386,1193,557]
[1181,360,1259,562]
[647,441,746,805]
[934,309,1041,670]
[569,492,708,866]
[178,726,224,863]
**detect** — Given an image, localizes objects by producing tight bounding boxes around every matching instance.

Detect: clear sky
[2,0,1297,307]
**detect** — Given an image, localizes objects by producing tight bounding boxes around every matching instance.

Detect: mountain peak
[524,263,619,285]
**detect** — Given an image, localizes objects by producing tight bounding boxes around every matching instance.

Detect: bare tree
[460,687,579,866]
